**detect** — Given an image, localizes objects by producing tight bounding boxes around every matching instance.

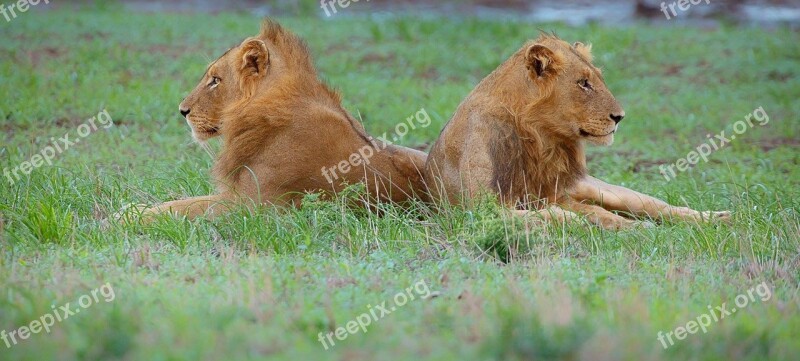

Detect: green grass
[1,5,799,361]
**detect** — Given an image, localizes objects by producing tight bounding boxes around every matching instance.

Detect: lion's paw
[101,204,151,229]
[701,210,732,223]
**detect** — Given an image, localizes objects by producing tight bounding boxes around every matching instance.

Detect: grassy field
[1,4,799,361]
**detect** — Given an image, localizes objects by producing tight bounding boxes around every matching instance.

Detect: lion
[136,19,428,221]
[425,34,729,229]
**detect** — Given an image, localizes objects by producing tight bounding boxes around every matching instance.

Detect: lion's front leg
[512,202,653,230]
[561,201,656,230]
[143,193,238,221]
[112,193,238,225]
[569,176,730,223]
[512,204,581,225]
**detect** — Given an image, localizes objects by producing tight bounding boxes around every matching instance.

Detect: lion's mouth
[579,129,615,137]
[192,125,220,140]
[193,123,220,136]
[185,115,221,136]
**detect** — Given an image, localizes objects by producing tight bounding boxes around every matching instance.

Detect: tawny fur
[425,34,730,228]
[425,34,618,209]
[141,19,428,220]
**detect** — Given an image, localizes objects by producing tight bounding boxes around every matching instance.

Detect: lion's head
[520,35,624,146]
[177,38,265,141]
[178,21,314,142]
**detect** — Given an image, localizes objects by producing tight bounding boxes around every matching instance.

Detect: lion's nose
[610,111,625,124]
[180,106,191,118]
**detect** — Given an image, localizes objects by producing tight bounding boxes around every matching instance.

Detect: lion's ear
[525,44,561,79]
[238,39,270,78]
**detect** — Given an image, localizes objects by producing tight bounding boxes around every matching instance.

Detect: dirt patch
[766,70,795,82]
[662,64,683,76]
[755,137,800,152]
[26,47,67,68]
[360,52,397,65]
[80,31,110,42]
[144,43,195,57]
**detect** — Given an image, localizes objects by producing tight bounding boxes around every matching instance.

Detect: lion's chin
[191,128,219,142]
[188,122,220,141]
[584,134,614,146]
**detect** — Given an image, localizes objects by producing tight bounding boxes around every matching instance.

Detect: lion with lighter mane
[139,20,428,220]
[425,34,729,229]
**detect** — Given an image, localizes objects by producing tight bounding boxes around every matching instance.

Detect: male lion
[139,20,428,220]
[425,34,729,229]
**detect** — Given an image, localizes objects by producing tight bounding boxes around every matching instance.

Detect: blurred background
[2,1,799,360]
[48,0,800,26]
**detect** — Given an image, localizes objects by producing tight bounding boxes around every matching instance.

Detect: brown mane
[488,119,586,208]
[425,33,601,209]
[212,20,355,189]
[484,35,588,207]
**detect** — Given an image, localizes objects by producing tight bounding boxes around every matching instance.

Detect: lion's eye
[208,76,220,88]
[578,79,592,90]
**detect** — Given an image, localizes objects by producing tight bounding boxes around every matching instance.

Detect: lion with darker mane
[425,34,729,229]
